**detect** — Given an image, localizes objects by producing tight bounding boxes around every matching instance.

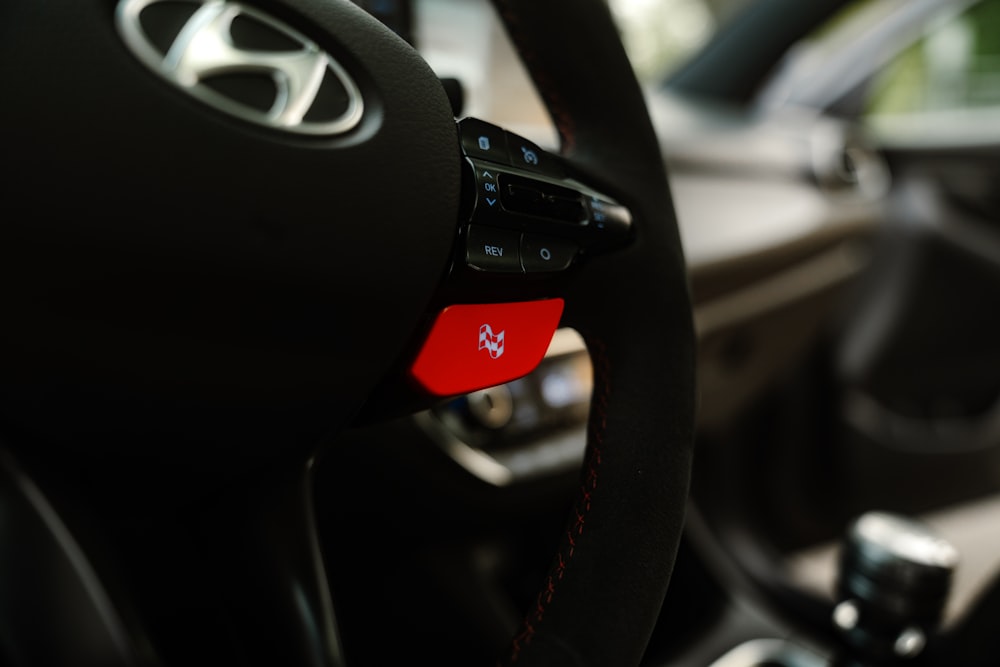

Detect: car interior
[2,0,999,666]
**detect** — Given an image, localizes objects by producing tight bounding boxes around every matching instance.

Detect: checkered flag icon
[478,324,505,359]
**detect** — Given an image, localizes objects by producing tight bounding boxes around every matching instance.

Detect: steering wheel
[0,0,696,665]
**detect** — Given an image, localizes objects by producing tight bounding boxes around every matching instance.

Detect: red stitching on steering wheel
[506,337,609,663]
[491,0,577,154]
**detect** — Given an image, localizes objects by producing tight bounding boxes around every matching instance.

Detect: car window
[863,0,1000,145]
[756,0,1000,147]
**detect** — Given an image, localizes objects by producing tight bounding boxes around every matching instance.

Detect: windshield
[414,0,757,143]
[609,0,758,85]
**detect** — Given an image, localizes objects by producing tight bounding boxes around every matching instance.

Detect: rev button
[466,225,522,273]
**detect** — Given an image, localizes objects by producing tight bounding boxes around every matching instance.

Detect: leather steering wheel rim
[489,2,696,665]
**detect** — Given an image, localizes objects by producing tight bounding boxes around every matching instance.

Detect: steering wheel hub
[115,0,367,137]
[2,0,460,443]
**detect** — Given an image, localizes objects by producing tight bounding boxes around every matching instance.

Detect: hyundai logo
[116,0,364,136]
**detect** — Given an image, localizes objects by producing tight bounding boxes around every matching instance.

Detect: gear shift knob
[832,511,959,665]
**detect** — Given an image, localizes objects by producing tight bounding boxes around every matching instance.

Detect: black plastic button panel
[521,234,577,272]
[466,225,521,272]
[500,172,585,222]
[460,117,510,164]
[457,117,633,275]
[503,131,563,178]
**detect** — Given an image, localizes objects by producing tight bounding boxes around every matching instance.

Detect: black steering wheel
[0,1,696,665]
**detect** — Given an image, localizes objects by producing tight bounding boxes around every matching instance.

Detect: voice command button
[521,234,578,272]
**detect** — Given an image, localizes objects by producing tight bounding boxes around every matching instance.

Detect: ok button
[521,234,578,272]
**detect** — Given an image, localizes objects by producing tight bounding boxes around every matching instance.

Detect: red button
[409,299,565,397]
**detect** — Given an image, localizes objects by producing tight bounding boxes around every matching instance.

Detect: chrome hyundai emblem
[116,0,364,135]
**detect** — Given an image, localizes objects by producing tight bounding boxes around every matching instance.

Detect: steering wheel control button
[462,159,635,260]
[499,173,586,223]
[466,225,521,272]
[460,117,510,163]
[475,166,502,213]
[521,235,578,272]
[504,131,563,177]
[409,299,565,397]
[587,197,633,236]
